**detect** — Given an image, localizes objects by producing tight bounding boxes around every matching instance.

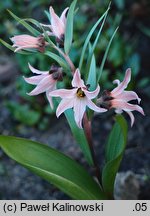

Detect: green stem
[53,45,76,74]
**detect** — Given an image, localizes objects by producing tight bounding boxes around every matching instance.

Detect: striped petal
[84,85,100,99]
[49,88,76,98]
[23,74,47,85]
[56,98,74,117]
[28,75,55,95]
[87,99,107,113]
[111,68,131,96]
[72,69,85,88]
[115,90,141,103]
[126,111,135,127]
[50,6,65,39]
[111,99,145,115]
[60,7,69,25]
[28,63,48,74]
[73,98,87,128]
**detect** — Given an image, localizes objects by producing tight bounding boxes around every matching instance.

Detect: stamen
[76,88,85,98]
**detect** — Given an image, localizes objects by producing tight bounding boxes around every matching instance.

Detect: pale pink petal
[115,90,141,103]
[56,98,74,117]
[126,111,135,127]
[111,68,131,96]
[87,99,107,113]
[23,74,47,85]
[14,45,38,52]
[11,35,38,45]
[73,98,87,128]
[113,79,120,85]
[49,88,76,98]
[28,75,55,95]
[50,6,65,38]
[60,7,69,25]
[28,63,48,74]
[72,69,85,88]
[46,84,56,109]
[84,85,100,99]
[111,99,145,115]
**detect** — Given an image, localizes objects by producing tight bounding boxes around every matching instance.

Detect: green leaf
[0,38,29,54]
[86,5,110,72]
[0,135,106,200]
[7,10,40,36]
[102,115,128,198]
[97,27,118,83]
[45,51,69,71]
[87,54,96,91]
[79,4,110,71]
[64,0,77,54]
[65,109,93,165]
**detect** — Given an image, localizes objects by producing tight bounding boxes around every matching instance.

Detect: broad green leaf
[97,27,118,82]
[45,51,69,71]
[0,38,29,54]
[102,115,128,198]
[79,4,110,71]
[64,0,77,54]
[0,135,106,200]
[7,10,40,36]
[65,109,93,165]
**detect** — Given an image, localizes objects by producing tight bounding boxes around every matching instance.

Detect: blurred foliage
[0,0,150,127]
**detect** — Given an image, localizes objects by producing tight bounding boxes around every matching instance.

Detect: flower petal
[14,45,38,52]
[84,85,100,99]
[60,7,69,25]
[46,84,56,109]
[28,63,48,74]
[73,98,87,128]
[87,99,107,113]
[115,90,141,103]
[23,74,47,85]
[111,99,145,115]
[126,111,135,127]
[28,75,55,95]
[71,69,85,88]
[50,6,65,38]
[49,88,76,98]
[111,68,131,96]
[56,98,74,117]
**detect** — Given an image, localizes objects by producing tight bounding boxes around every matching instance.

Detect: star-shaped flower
[97,68,145,126]
[49,69,106,128]
[24,64,64,108]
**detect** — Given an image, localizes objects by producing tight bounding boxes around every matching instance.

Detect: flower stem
[83,114,103,189]
[53,45,76,74]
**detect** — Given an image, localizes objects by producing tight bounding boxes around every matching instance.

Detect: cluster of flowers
[10,6,144,128]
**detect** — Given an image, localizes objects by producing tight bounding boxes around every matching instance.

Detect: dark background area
[0,0,150,199]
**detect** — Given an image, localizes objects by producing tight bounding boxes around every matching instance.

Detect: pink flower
[24,64,64,109]
[98,68,145,126]
[49,69,106,128]
[41,6,68,43]
[10,35,46,52]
